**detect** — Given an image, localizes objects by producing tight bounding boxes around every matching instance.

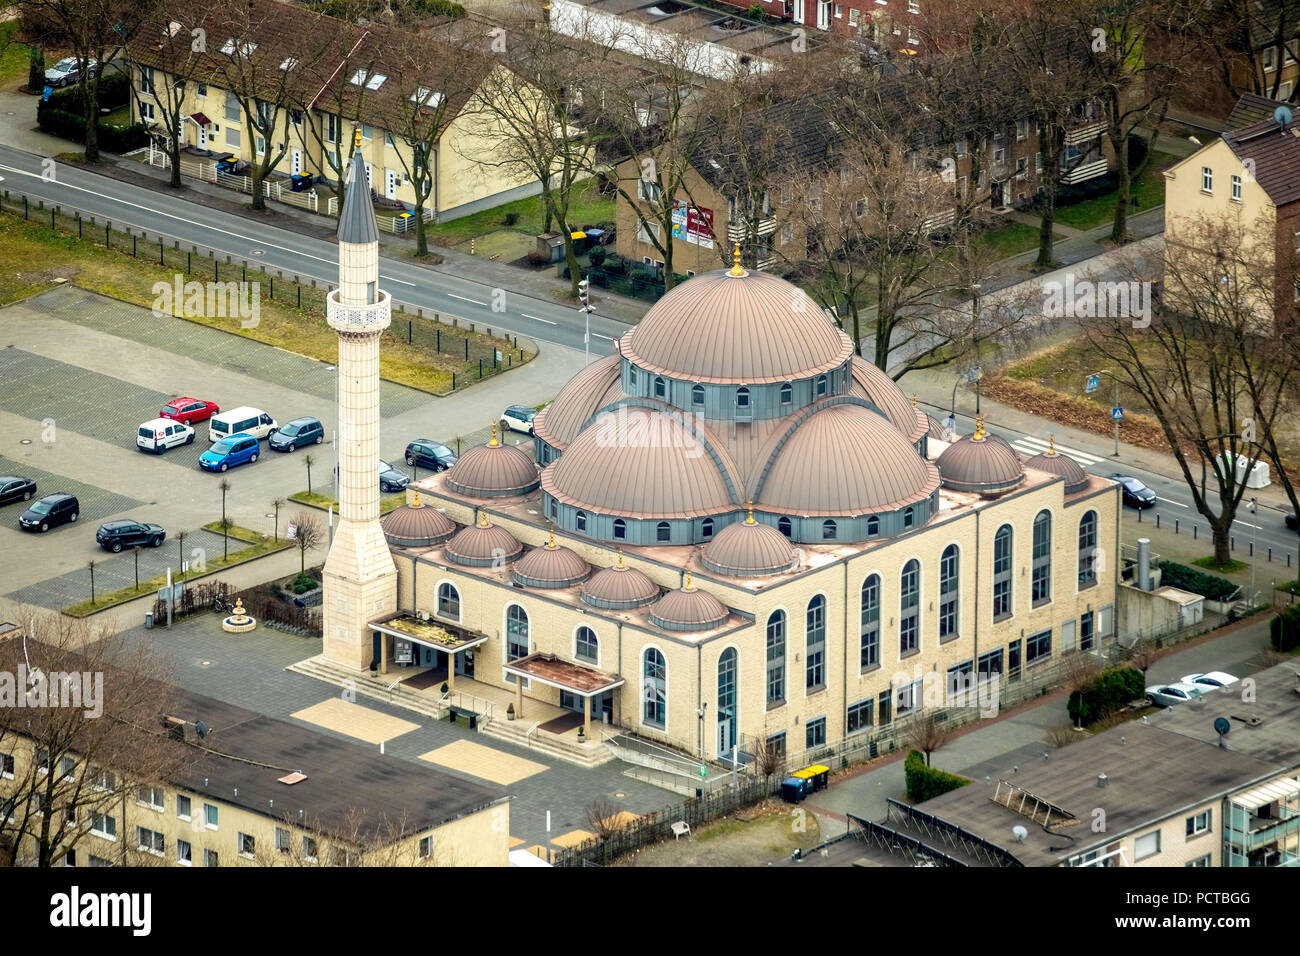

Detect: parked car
[405,439,457,472]
[96,520,166,552]
[18,493,79,532]
[1286,512,1297,532]
[199,433,260,472]
[1180,671,1239,689]
[269,417,324,452]
[160,397,220,426]
[1109,474,1157,508]
[1145,682,1207,707]
[500,405,538,435]
[379,459,410,492]
[0,476,37,506]
[209,406,277,443]
[44,57,97,88]
[137,418,195,453]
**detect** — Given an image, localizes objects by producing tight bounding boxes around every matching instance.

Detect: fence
[0,189,531,394]
[1128,504,1297,571]
[150,579,234,625]
[549,775,780,866]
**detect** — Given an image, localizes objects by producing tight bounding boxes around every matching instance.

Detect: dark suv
[405,440,457,472]
[0,476,37,506]
[269,417,325,452]
[97,520,166,552]
[18,493,79,532]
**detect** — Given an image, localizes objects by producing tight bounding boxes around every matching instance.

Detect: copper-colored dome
[580,552,660,609]
[621,268,854,384]
[1024,438,1089,494]
[380,494,457,547]
[533,353,624,452]
[702,508,797,576]
[755,404,939,515]
[649,573,730,631]
[445,427,540,497]
[444,513,522,567]
[543,407,738,518]
[849,358,928,444]
[512,533,590,588]
[936,421,1025,495]
[926,413,950,440]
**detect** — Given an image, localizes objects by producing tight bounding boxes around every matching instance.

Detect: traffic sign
[967,366,983,384]
[1085,374,1100,394]
[698,764,707,779]
[1112,407,1123,421]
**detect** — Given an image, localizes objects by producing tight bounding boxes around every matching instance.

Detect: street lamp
[578,277,593,364]
[971,283,983,415]
[1089,369,1122,457]
[1250,496,1258,609]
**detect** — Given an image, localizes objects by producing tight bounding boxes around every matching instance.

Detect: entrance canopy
[502,653,624,698]
[369,612,489,654]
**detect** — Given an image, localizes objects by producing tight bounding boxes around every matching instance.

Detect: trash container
[781,777,808,803]
[145,611,153,629]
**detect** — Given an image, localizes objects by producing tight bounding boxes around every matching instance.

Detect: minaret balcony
[327,287,392,333]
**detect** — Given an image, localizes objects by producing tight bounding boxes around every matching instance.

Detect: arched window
[822,519,837,539]
[766,611,786,704]
[654,376,666,399]
[701,517,714,539]
[860,574,880,669]
[900,559,920,655]
[736,386,750,407]
[806,595,826,689]
[778,516,792,536]
[629,368,638,390]
[1032,510,1052,606]
[575,626,598,664]
[993,524,1013,620]
[1078,510,1097,588]
[780,382,793,404]
[643,648,666,728]
[656,521,671,542]
[505,604,530,684]
[903,506,915,528]
[718,648,738,755]
[691,384,705,405]
[613,518,626,540]
[437,582,460,619]
[939,544,959,640]
[866,515,879,536]
[816,374,828,396]
[575,510,587,532]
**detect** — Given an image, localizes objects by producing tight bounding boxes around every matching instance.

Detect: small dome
[649,573,730,632]
[445,426,540,497]
[702,505,797,576]
[936,419,1025,495]
[533,353,624,452]
[1024,437,1089,494]
[380,492,456,547]
[926,413,950,440]
[512,531,591,588]
[756,403,939,515]
[848,358,928,444]
[620,265,854,384]
[444,512,522,567]
[581,551,660,609]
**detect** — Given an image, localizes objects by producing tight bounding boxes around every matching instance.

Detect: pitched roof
[1227,91,1284,129]
[1221,115,1300,206]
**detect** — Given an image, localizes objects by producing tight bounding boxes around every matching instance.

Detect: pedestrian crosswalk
[1010,435,1103,467]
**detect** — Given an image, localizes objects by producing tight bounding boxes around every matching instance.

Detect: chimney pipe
[1137,538,1152,591]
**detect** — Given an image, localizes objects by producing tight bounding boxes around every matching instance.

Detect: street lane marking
[591,333,613,341]
[1233,520,1263,531]
[520,313,556,325]
[1156,496,1188,508]
[1012,435,1101,466]
[448,293,486,306]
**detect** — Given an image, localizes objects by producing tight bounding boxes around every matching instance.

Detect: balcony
[1060,158,1108,185]
[727,217,777,242]
[1065,121,1105,146]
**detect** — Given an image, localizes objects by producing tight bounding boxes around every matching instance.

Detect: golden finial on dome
[616,549,624,569]
[353,126,361,148]
[974,415,986,440]
[1048,434,1056,455]
[912,393,918,408]
[489,422,499,447]
[412,490,421,507]
[548,527,555,548]
[684,571,693,590]
[745,500,755,525]
[478,511,490,527]
[728,243,744,277]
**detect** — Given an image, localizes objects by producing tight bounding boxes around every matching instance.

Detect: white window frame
[637,219,662,245]
[237,831,256,859]
[136,786,165,812]
[177,839,192,866]
[1202,166,1213,193]
[204,803,219,830]
[89,813,117,841]
[1134,829,1161,860]
[136,826,165,856]
[1186,809,1212,838]
[0,753,13,780]
[176,794,191,821]
[1231,174,1242,202]
[419,835,433,859]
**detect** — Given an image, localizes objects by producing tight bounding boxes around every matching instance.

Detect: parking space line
[1156,497,1188,508]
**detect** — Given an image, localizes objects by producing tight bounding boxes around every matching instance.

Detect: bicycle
[213,594,235,615]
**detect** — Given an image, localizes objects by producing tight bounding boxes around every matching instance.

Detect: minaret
[322,136,398,670]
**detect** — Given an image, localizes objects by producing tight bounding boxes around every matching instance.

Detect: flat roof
[369,612,488,652]
[913,721,1282,866]
[503,653,625,695]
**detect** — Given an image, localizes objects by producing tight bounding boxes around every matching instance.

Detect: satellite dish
[1213,717,1230,736]
[1012,825,1029,842]
[195,720,209,739]
[1275,105,1293,129]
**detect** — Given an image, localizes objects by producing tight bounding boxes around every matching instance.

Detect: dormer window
[279,57,298,71]
[780,382,793,404]
[692,384,704,405]
[220,38,256,57]
[654,376,666,398]
[411,87,445,107]
[351,69,387,91]
[736,386,750,407]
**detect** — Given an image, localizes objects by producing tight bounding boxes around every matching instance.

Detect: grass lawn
[616,804,822,867]
[289,489,406,515]
[972,220,1063,260]
[65,524,290,616]
[101,104,131,127]
[428,179,614,247]
[1053,151,1178,231]
[1193,556,1249,574]
[0,21,31,89]
[0,211,528,394]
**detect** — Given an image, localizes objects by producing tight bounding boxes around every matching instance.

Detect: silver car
[1145,682,1207,707]
[44,57,97,88]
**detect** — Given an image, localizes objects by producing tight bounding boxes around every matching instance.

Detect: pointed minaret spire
[337,133,378,248]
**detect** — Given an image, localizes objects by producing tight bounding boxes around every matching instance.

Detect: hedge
[1271,605,1300,652]
[1066,666,1145,725]
[1157,560,1239,601]
[904,749,971,802]
[36,107,147,153]
[38,70,130,115]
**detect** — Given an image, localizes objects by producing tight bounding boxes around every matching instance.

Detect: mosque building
[325,223,1120,767]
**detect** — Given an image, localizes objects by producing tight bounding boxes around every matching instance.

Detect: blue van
[199,433,261,472]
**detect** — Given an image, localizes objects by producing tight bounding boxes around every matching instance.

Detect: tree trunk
[1109,130,1130,244]
[28,47,44,93]
[1211,520,1231,567]
[1035,126,1056,270]
[414,188,429,257]
[83,77,100,164]
[563,232,580,298]
[169,134,182,189]
[251,166,266,211]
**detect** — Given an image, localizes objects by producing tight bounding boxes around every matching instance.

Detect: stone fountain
[221,597,257,633]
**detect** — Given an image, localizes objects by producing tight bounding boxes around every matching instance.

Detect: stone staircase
[479,716,616,769]
[286,655,448,720]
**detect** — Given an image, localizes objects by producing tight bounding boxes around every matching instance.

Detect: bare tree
[303,453,315,496]
[271,496,284,542]
[584,796,620,840]
[290,510,324,581]
[218,476,232,560]
[903,712,949,767]
[86,559,96,605]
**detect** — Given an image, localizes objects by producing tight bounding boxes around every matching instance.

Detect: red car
[161,397,220,425]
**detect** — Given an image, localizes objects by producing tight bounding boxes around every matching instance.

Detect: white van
[137,418,195,453]
[209,406,278,443]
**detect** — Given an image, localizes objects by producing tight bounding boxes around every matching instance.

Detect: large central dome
[621,268,854,384]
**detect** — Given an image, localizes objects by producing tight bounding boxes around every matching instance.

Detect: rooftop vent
[1096,773,1108,788]
[277,772,308,785]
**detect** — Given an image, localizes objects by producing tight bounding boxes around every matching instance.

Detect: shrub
[747,3,767,19]
[904,750,971,802]
[1270,605,1300,652]
[525,251,548,267]
[588,246,607,267]
[1066,666,1145,725]
[1157,560,1239,601]
[503,211,520,227]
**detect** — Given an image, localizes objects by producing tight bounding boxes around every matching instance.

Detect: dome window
[736,386,750,407]
[701,517,714,538]
[613,518,626,540]
[777,516,792,536]
[816,374,828,396]
[656,521,671,542]
[903,506,914,528]
[576,510,587,532]
[822,519,837,540]
[692,384,705,406]
[866,515,879,536]
[780,382,793,404]
[629,368,638,389]
[654,376,666,399]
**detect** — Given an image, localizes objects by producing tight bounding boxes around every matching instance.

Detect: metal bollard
[1231,535,1235,550]
[1268,547,1272,562]
[1193,526,1197,540]
[1175,518,1179,534]
[1155,514,1160,529]
[1249,542,1253,557]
